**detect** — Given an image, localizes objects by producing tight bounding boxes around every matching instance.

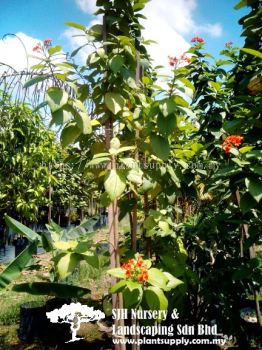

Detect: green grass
[0,290,47,325]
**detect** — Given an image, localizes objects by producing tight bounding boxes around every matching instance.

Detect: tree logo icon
[46,302,106,343]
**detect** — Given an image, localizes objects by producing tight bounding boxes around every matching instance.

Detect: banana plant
[0,215,106,298]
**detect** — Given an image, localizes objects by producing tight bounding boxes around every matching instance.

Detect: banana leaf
[0,242,37,289]
[5,215,40,242]
[13,282,91,298]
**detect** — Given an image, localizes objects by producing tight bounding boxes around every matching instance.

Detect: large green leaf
[13,282,90,297]
[110,280,127,294]
[105,93,125,115]
[148,268,169,289]
[5,216,40,242]
[127,169,143,185]
[123,285,143,309]
[157,114,177,136]
[24,75,48,89]
[107,267,126,279]
[109,55,124,73]
[60,122,81,147]
[163,272,183,291]
[104,170,126,200]
[151,134,170,160]
[241,48,262,59]
[51,107,72,125]
[0,242,37,289]
[234,0,247,9]
[65,22,86,31]
[46,87,69,112]
[159,99,177,117]
[144,286,168,312]
[245,177,262,202]
[75,112,92,134]
[56,253,80,280]
[240,192,257,214]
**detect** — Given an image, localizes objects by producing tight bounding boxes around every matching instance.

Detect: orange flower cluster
[121,256,149,283]
[222,135,243,153]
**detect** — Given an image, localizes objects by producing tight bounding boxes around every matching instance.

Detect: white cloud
[142,0,222,38]
[72,0,222,68]
[75,0,97,15]
[0,32,41,72]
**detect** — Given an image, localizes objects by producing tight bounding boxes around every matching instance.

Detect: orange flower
[121,255,149,283]
[138,270,149,282]
[136,256,144,268]
[222,135,243,153]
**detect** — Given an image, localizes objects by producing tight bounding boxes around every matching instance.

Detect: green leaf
[127,169,143,185]
[56,253,80,280]
[245,178,262,202]
[53,240,78,251]
[240,192,257,214]
[109,55,124,73]
[159,99,177,117]
[119,157,139,169]
[148,268,169,289]
[60,122,81,147]
[163,272,183,291]
[250,165,262,176]
[5,216,40,242]
[13,282,90,297]
[177,77,195,91]
[86,156,110,166]
[151,134,170,160]
[123,285,143,309]
[104,170,126,200]
[48,45,62,55]
[110,280,127,294]
[65,22,86,31]
[71,43,89,58]
[46,87,69,112]
[23,75,48,89]
[105,93,125,115]
[173,95,188,107]
[75,112,92,134]
[107,267,126,279]
[234,0,247,9]
[51,106,72,125]
[114,146,136,155]
[157,114,177,136]
[0,242,37,289]
[144,286,168,312]
[241,48,262,59]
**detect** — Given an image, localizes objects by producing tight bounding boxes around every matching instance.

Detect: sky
[0,0,248,71]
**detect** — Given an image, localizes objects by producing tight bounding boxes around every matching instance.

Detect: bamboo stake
[103,16,125,350]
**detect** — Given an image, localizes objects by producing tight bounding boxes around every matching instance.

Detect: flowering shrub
[108,253,183,311]
[222,135,244,153]
[121,255,149,283]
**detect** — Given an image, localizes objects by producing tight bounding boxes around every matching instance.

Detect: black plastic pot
[19,301,47,342]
